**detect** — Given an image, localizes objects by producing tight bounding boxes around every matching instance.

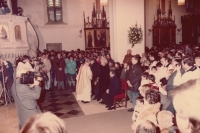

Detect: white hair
[20,112,67,133]
[157,110,174,130]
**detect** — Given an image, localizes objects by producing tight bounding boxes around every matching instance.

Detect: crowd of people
[125,44,200,133]
[1,43,200,132]
[36,44,200,133]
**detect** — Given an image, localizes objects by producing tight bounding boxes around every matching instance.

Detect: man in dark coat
[54,52,66,90]
[102,70,121,110]
[90,57,101,98]
[98,61,110,101]
[126,55,143,112]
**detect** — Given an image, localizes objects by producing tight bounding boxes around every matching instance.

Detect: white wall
[110,0,145,63]
[18,0,110,51]
[145,0,192,48]
[18,0,194,62]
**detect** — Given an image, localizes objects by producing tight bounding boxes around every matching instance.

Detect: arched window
[47,0,63,23]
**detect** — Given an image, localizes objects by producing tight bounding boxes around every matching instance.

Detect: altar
[0,15,38,65]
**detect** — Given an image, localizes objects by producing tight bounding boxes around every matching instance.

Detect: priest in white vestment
[76,58,92,103]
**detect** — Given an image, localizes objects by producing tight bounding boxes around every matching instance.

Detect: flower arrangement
[128,24,143,47]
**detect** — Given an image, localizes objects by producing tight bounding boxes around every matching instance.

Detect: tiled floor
[0,87,131,133]
[40,88,84,119]
[0,87,84,133]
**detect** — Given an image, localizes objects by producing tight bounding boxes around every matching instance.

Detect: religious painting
[85,28,110,49]
[14,25,22,40]
[85,29,94,48]
[0,25,8,39]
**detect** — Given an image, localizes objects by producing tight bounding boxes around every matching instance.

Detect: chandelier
[178,0,185,6]
[100,0,108,6]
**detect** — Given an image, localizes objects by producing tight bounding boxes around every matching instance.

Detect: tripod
[0,62,12,105]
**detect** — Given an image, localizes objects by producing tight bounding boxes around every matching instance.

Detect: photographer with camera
[12,64,42,129]
[39,53,51,90]
[17,55,34,72]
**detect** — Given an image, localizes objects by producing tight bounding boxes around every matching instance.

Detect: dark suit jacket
[126,63,143,92]
[109,76,121,98]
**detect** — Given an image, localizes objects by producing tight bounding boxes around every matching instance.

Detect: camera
[30,57,43,65]
[19,71,48,84]
[160,77,168,86]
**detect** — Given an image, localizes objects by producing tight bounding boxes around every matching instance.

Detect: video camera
[30,57,43,65]
[160,77,168,87]
[19,71,48,84]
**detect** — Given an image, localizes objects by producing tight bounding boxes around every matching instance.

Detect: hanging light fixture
[100,0,108,6]
[178,0,185,6]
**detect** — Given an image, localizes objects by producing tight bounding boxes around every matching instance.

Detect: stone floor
[0,87,131,133]
[39,88,84,119]
[0,87,84,133]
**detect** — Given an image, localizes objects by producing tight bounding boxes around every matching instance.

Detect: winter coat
[54,57,66,81]
[108,75,121,99]
[126,63,143,92]
[66,60,76,74]
[99,64,110,92]
[12,79,41,127]
[90,61,101,79]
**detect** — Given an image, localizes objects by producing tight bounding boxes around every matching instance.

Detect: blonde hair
[157,110,174,130]
[20,112,67,133]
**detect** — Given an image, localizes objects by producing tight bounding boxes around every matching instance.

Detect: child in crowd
[132,89,161,131]
[138,72,149,92]
[147,74,159,90]
[150,66,157,74]
[150,66,160,84]
[139,84,151,97]
[157,110,177,133]
[155,62,163,83]
[132,96,144,124]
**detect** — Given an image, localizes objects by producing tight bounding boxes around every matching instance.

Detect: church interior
[0,0,200,133]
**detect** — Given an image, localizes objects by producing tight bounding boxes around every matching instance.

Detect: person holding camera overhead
[12,55,42,129]
[40,53,51,90]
